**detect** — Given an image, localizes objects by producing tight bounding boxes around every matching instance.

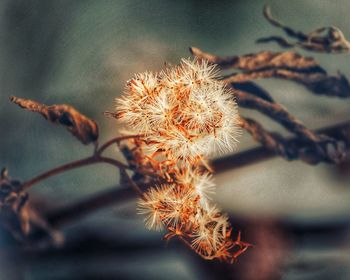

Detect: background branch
[47,185,134,227]
[213,121,350,173]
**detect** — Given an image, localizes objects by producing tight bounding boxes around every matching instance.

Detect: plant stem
[21,155,129,190]
[96,134,143,156]
[21,135,144,190]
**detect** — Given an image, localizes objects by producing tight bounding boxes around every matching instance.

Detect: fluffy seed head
[115,58,241,163]
[137,184,199,231]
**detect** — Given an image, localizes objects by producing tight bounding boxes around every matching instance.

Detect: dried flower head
[116,58,241,163]
[137,184,198,231]
[115,58,250,263]
[137,183,250,262]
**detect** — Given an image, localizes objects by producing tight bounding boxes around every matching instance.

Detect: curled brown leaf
[258,5,350,53]
[10,96,99,145]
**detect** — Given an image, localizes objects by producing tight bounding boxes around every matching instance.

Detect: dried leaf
[240,117,297,160]
[234,90,322,143]
[191,47,350,97]
[233,82,275,103]
[258,5,350,53]
[10,96,98,145]
[225,68,350,98]
[190,47,324,72]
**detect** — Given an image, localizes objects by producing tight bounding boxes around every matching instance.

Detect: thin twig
[21,155,129,190]
[21,134,147,190]
[96,134,143,156]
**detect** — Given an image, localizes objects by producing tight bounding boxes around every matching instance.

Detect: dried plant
[1,5,350,269]
[114,59,249,262]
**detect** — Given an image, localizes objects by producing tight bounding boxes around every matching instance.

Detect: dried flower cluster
[116,59,240,163]
[115,59,250,262]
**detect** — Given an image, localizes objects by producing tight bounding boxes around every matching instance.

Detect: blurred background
[0,0,349,279]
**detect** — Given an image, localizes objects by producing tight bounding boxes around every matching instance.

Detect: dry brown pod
[10,96,99,145]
